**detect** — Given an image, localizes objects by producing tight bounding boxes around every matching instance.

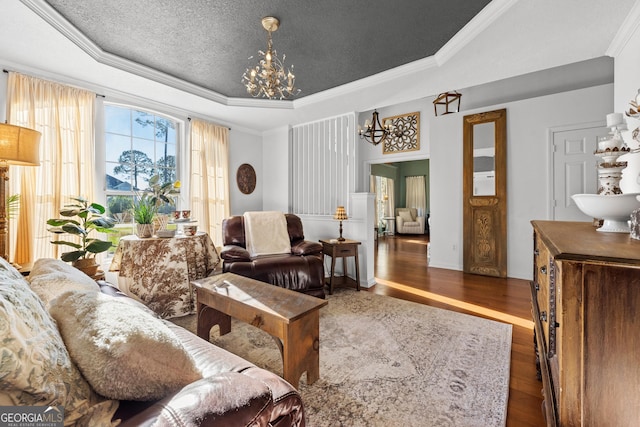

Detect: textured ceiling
[43,0,492,99]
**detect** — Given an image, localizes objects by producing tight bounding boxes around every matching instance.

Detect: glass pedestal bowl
[572,193,640,232]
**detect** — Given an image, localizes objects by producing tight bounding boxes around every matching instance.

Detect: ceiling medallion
[242,16,300,100]
[358,110,394,146]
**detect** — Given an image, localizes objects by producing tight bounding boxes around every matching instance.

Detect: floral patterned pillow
[0,262,119,426]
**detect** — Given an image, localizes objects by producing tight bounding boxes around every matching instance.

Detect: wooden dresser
[531,221,640,426]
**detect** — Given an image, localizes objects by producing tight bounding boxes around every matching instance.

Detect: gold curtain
[6,72,96,264]
[189,118,229,248]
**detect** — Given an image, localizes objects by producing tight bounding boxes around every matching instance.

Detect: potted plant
[47,197,116,276]
[131,192,157,238]
[146,175,181,232]
[129,175,181,238]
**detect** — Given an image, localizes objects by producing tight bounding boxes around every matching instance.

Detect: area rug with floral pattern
[171,288,512,427]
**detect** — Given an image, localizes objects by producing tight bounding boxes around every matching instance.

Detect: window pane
[155,167,177,185]
[104,104,178,203]
[132,110,155,140]
[155,142,176,165]
[106,195,133,219]
[106,162,133,191]
[154,117,175,143]
[164,119,177,143]
[131,137,153,154]
[106,195,134,255]
[104,105,131,135]
[105,133,132,163]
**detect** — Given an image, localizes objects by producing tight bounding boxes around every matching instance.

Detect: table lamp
[0,123,41,263]
[333,206,348,242]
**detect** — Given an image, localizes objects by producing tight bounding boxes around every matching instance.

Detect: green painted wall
[370,159,429,214]
[397,159,430,213]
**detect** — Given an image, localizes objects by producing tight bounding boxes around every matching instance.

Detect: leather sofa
[221,214,325,299]
[101,282,305,427]
[0,257,305,427]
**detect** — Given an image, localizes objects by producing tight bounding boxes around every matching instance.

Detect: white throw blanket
[243,211,291,257]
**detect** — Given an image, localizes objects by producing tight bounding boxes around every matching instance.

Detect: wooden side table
[319,239,361,294]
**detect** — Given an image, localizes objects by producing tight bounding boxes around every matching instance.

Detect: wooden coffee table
[191,273,328,388]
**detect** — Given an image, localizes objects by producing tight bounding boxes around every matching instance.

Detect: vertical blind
[291,113,356,215]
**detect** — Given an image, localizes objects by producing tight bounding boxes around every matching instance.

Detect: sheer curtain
[189,118,229,248]
[7,72,96,264]
[370,175,378,226]
[371,175,395,225]
[406,175,426,216]
[385,178,395,219]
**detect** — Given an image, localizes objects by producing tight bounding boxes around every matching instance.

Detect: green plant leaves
[85,240,113,253]
[60,250,85,262]
[47,197,116,261]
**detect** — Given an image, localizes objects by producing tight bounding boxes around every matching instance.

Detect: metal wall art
[382,111,420,154]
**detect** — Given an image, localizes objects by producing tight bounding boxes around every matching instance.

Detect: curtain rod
[187,116,231,130]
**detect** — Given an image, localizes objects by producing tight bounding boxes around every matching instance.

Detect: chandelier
[242,16,300,100]
[358,110,394,145]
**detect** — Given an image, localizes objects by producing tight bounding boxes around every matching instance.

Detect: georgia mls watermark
[0,406,64,427]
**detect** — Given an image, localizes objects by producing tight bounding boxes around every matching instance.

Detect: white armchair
[395,208,426,234]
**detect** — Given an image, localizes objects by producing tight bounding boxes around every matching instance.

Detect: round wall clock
[236,163,256,194]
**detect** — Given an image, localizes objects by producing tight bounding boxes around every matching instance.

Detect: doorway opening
[368,159,431,272]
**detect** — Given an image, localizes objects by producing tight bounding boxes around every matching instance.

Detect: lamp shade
[333,206,348,221]
[0,123,41,166]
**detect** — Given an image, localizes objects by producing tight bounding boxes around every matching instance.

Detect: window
[374,175,394,226]
[104,104,180,242]
[291,113,356,215]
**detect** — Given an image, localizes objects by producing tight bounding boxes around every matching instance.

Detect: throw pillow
[399,210,414,223]
[27,258,100,307]
[49,290,202,401]
[0,272,118,426]
[0,256,26,281]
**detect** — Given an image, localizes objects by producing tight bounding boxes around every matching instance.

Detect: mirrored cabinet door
[463,108,507,278]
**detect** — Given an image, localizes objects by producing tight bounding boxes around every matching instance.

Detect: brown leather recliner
[221,214,326,299]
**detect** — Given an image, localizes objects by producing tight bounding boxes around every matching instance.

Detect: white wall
[358,98,430,191]
[228,129,263,215]
[429,83,614,280]
[262,126,290,212]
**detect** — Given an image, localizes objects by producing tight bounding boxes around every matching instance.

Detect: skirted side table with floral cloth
[109,232,219,319]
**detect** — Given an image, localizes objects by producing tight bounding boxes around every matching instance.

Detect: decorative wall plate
[382,111,420,154]
[237,163,256,194]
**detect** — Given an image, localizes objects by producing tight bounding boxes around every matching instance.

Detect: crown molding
[19,0,510,111]
[435,0,519,66]
[293,56,439,109]
[606,0,640,57]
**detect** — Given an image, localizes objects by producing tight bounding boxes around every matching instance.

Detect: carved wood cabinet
[531,221,640,426]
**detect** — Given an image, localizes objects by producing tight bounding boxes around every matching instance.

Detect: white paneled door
[552,125,610,221]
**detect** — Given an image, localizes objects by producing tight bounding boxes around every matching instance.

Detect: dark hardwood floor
[369,233,545,427]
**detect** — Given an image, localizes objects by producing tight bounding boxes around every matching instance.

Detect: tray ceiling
[41,0,492,100]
